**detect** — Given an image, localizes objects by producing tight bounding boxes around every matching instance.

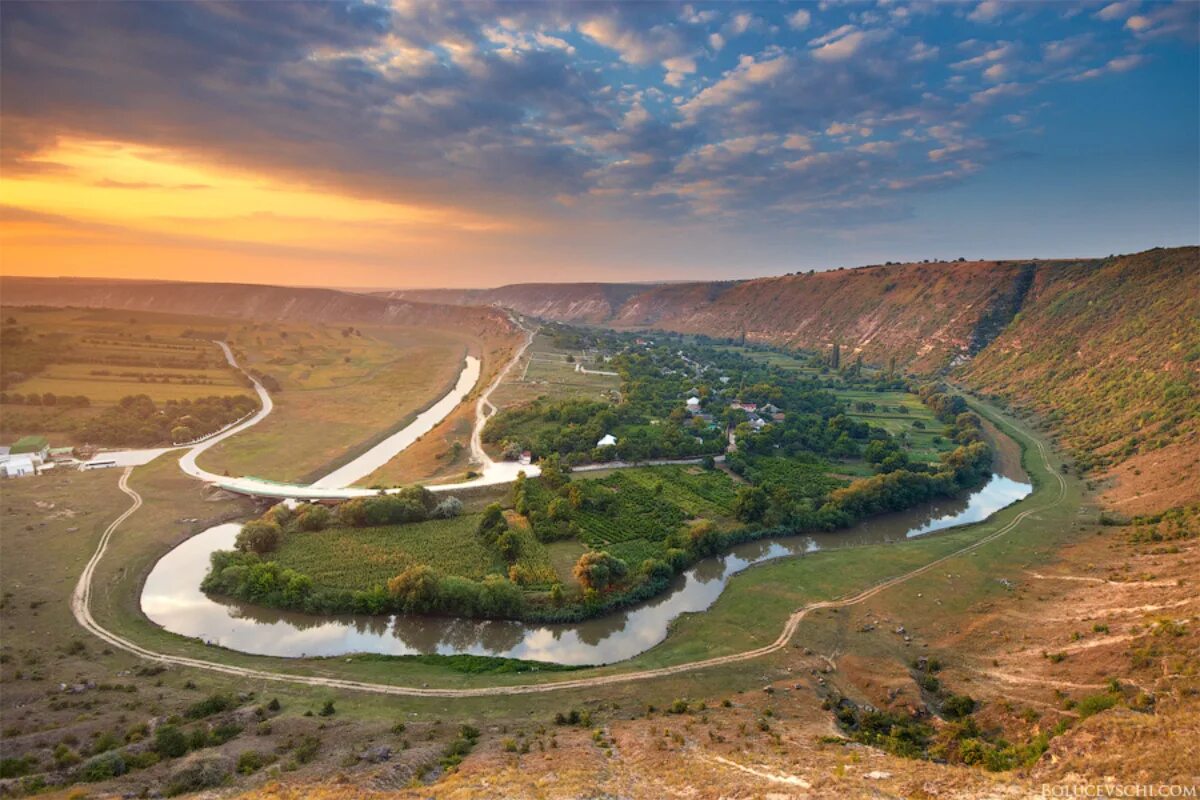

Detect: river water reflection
[142,472,1031,665]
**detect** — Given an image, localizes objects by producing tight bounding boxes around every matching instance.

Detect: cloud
[967,1,1004,23]
[909,42,939,62]
[1042,34,1093,63]
[782,134,812,151]
[1122,3,1199,41]
[578,16,679,66]
[808,26,888,62]
[1094,1,1138,22]
[709,32,725,51]
[728,12,756,35]
[788,9,812,30]
[970,82,1028,104]
[662,55,697,87]
[1069,53,1145,81]
[678,53,793,121]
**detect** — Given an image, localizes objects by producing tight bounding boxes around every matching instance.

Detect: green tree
[734,485,769,523]
[235,520,282,554]
[572,551,628,593]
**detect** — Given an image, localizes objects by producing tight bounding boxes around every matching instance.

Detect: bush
[235,521,282,555]
[1076,692,1119,719]
[941,694,977,720]
[79,750,127,782]
[236,750,275,775]
[154,724,189,759]
[293,735,321,764]
[432,496,464,519]
[185,693,236,719]
[165,755,232,796]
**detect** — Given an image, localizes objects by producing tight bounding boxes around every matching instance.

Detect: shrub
[941,695,977,720]
[165,755,232,796]
[1076,693,1119,719]
[79,751,127,782]
[185,693,236,719]
[236,750,275,775]
[154,725,189,759]
[432,496,464,519]
[294,735,321,764]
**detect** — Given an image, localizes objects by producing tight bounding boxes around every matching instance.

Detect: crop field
[605,466,738,517]
[274,515,501,588]
[834,388,954,464]
[271,512,557,590]
[0,307,253,444]
[737,455,848,500]
[196,323,470,482]
[569,467,742,559]
[711,344,828,376]
[489,330,620,412]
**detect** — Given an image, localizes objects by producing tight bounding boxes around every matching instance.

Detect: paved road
[70,412,1065,697]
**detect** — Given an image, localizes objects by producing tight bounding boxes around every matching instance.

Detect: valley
[0,247,1195,799]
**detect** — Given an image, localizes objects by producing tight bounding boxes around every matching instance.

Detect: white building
[685,396,701,413]
[2,455,37,478]
[597,434,617,448]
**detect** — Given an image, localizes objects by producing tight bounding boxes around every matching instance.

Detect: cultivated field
[0,308,252,445]
[488,329,620,412]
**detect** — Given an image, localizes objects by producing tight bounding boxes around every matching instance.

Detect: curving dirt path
[69,415,1067,697]
[468,316,536,472]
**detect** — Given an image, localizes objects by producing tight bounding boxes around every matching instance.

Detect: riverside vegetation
[202,332,996,623]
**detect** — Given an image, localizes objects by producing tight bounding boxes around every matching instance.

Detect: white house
[2,455,36,478]
[685,396,701,413]
[597,434,617,448]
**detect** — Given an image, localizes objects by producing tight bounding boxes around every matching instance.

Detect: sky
[1,1,1197,289]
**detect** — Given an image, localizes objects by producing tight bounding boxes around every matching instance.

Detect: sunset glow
[2,1,1197,287]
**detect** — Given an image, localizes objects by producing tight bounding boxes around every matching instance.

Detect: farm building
[10,435,50,461]
[2,455,37,478]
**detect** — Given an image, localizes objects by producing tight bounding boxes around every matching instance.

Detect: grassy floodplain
[194,323,470,483]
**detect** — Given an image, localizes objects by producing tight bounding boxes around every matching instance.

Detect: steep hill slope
[0,277,516,340]
[958,247,1200,513]
[391,282,655,325]
[390,261,1047,372]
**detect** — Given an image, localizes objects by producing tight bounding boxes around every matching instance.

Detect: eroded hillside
[394,260,1052,372]
[959,247,1200,513]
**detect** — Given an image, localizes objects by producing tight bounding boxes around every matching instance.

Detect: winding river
[141,471,1030,666]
